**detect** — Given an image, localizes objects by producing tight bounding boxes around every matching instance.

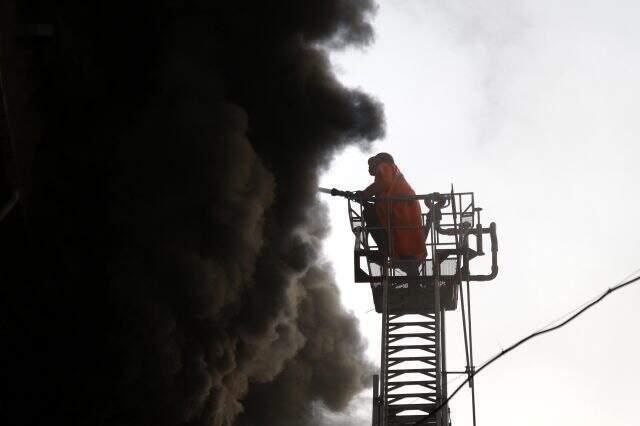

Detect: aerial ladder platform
[325,188,499,425]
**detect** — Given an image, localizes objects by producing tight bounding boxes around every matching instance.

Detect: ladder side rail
[440,301,448,426]
[380,196,393,425]
[427,198,443,426]
[450,188,477,426]
[373,374,380,426]
[380,272,390,425]
[354,191,495,424]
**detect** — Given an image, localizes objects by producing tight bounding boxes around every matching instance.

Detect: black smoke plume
[5,1,384,425]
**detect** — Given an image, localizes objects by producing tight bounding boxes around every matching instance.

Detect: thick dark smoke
[7,1,383,425]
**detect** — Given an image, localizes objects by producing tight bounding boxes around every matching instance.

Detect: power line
[533,267,640,333]
[415,271,640,425]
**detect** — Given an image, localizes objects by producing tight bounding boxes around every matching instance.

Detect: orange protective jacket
[363,163,426,259]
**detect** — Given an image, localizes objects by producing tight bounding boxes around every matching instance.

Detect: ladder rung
[388,356,436,362]
[388,391,436,398]
[388,368,436,376]
[388,344,435,351]
[389,321,434,328]
[389,313,434,319]
[388,385,437,392]
[389,332,434,338]
[389,337,436,345]
[388,380,436,388]
[388,402,437,411]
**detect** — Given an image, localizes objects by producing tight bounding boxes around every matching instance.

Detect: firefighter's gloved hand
[352,190,365,202]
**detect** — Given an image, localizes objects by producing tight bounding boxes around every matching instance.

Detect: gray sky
[320,1,640,424]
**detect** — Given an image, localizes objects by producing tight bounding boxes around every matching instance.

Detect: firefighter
[358,153,426,261]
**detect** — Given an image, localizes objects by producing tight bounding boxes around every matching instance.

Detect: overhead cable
[415,271,640,425]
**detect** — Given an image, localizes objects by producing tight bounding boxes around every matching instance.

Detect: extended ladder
[377,214,449,425]
[342,189,498,426]
[382,311,443,425]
